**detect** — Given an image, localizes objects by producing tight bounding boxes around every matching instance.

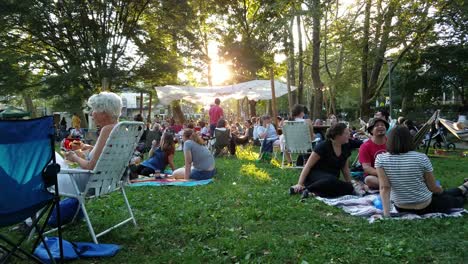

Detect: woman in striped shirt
[376,125,467,217]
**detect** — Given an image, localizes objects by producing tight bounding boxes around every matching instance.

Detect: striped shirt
[375,151,433,205]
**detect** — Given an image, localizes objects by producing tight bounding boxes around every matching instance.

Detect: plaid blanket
[314,194,467,223]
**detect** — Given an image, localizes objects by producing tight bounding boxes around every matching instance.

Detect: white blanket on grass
[314,194,467,223]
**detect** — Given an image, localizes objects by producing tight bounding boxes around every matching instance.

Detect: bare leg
[364,175,379,190]
[171,168,186,179]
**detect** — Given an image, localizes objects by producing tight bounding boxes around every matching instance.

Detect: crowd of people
[290,108,468,216]
[57,93,467,217]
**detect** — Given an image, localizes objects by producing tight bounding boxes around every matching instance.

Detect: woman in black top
[291,123,355,198]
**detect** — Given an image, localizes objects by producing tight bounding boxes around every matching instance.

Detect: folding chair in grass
[210,128,231,157]
[281,121,313,169]
[0,116,63,263]
[51,121,144,244]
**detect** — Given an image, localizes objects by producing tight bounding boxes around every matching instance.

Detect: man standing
[358,118,389,189]
[209,98,224,136]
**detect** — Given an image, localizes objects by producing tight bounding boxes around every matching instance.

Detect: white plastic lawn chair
[57,121,145,243]
[281,121,313,169]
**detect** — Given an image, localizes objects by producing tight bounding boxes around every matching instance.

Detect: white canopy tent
[155,80,297,107]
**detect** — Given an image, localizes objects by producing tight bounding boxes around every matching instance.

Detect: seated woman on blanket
[172,129,216,180]
[290,123,363,198]
[129,133,176,179]
[57,92,122,194]
[376,125,468,217]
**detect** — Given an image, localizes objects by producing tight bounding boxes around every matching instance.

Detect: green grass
[5,147,468,263]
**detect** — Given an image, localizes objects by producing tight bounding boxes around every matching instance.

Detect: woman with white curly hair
[58,92,123,194]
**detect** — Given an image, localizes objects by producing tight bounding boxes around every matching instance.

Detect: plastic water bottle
[435,180,441,187]
[373,195,383,210]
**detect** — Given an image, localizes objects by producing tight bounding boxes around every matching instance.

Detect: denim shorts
[191,168,216,180]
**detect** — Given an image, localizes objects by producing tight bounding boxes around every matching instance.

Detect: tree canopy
[1,0,466,119]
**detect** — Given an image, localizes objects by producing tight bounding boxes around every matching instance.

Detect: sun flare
[211,63,231,86]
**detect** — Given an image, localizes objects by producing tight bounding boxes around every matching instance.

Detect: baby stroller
[422,120,456,150]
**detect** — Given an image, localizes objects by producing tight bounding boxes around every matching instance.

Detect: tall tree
[308,0,324,119]
[296,13,305,104]
[2,0,150,114]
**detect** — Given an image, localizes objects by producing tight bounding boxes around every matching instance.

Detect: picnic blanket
[314,194,467,223]
[129,178,213,187]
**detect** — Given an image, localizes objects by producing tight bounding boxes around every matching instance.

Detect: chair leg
[281,151,285,168]
[79,201,99,244]
[0,203,55,264]
[0,235,44,264]
[121,186,137,226]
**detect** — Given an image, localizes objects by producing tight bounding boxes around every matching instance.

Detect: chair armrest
[60,168,93,174]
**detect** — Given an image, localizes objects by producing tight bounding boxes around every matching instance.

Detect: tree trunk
[207,60,213,87]
[243,97,250,118]
[23,93,36,118]
[297,15,304,105]
[249,100,257,117]
[102,77,110,91]
[148,92,152,123]
[139,92,144,114]
[360,0,371,118]
[311,0,323,120]
[288,18,297,105]
[361,1,396,117]
[284,28,293,114]
[171,100,185,124]
[203,32,213,87]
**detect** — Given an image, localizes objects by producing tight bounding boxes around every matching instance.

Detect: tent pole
[270,69,278,129]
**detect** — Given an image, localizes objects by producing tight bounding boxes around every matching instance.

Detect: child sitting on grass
[130,133,176,179]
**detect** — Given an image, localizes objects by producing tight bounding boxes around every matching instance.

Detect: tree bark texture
[171,100,186,125]
[360,0,372,118]
[311,0,323,120]
[297,15,304,105]
[249,100,257,117]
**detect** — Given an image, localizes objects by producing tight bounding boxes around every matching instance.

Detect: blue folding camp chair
[0,116,64,263]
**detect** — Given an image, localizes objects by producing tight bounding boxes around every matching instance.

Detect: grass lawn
[5,147,468,263]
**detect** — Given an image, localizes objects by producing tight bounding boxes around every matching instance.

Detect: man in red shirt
[209,98,224,136]
[358,118,389,189]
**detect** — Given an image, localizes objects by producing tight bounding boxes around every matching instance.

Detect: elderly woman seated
[57,92,124,195]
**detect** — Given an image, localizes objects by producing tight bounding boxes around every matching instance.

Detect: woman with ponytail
[172,129,216,180]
